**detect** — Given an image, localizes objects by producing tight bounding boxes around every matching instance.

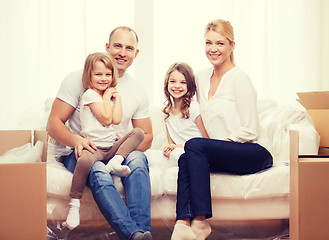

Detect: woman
[171,19,273,240]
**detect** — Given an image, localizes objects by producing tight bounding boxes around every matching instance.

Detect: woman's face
[204,30,234,67]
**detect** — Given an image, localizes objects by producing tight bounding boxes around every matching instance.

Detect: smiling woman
[152,0,329,109]
[0,0,329,130]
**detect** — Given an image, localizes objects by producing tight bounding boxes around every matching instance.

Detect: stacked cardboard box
[0,130,47,240]
[290,93,329,240]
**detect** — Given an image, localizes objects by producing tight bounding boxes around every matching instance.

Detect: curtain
[0,0,328,129]
[0,0,135,129]
[153,0,329,107]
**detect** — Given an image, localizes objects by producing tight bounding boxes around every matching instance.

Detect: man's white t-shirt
[80,89,117,148]
[56,69,150,152]
[165,101,203,146]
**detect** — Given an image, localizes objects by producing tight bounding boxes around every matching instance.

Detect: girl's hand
[163,143,177,157]
[112,91,121,101]
[103,87,117,99]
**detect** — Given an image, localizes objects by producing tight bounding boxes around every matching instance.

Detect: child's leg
[66,198,80,230]
[106,155,131,177]
[105,128,145,176]
[66,149,106,229]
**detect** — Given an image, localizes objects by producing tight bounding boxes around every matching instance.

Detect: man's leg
[61,151,77,174]
[87,161,141,240]
[121,151,152,233]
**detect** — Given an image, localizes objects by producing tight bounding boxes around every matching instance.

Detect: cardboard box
[0,130,47,240]
[290,130,329,240]
[297,91,329,147]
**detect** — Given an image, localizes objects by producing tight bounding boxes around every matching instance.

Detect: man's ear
[134,49,139,58]
[105,43,110,52]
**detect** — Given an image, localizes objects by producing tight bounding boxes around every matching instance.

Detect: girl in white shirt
[162,62,208,159]
[66,52,144,230]
[171,20,273,240]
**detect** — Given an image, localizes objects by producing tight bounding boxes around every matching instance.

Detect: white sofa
[44,99,319,239]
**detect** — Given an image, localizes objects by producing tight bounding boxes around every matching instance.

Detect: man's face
[106,29,139,77]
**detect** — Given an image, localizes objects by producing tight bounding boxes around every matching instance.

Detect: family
[46,19,273,240]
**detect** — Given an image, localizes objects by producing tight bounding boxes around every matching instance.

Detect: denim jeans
[176,137,273,221]
[62,150,151,240]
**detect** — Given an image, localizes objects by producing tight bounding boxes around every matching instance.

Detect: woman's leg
[184,138,273,219]
[175,153,193,220]
[184,138,213,219]
[171,153,197,240]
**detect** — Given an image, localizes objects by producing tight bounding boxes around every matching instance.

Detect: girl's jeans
[62,150,151,240]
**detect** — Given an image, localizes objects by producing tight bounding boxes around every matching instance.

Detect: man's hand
[74,136,97,159]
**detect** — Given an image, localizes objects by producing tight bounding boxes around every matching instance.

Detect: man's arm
[46,98,97,158]
[131,117,153,152]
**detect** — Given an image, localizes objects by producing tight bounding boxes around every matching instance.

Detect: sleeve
[56,70,84,108]
[189,101,201,122]
[228,74,259,143]
[81,89,103,106]
[132,84,150,119]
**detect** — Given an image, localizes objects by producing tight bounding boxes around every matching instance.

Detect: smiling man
[47,26,153,240]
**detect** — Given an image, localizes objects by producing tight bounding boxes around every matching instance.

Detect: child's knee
[132,127,145,142]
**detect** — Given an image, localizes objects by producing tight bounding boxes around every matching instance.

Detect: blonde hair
[162,62,196,120]
[82,52,118,90]
[205,19,235,64]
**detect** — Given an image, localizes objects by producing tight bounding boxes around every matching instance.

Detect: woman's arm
[232,75,259,142]
[195,115,209,139]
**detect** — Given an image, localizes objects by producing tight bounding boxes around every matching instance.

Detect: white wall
[1,0,328,129]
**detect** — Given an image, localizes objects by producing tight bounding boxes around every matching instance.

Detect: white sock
[106,155,131,177]
[66,198,80,230]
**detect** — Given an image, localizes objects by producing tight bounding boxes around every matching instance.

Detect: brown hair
[205,19,235,64]
[82,52,118,90]
[162,62,196,120]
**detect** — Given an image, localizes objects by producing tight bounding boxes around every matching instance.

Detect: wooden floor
[47,219,290,239]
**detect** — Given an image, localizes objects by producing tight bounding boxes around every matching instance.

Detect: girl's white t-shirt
[56,69,150,138]
[80,89,116,148]
[165,101,203,146]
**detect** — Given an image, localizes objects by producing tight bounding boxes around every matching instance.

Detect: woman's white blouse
[196,66,259,143]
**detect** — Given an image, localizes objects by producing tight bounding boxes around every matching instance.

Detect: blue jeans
[176,138,273,221]
[62,150,151,240]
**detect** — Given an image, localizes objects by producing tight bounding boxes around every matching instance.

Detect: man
[47,27,153,240]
